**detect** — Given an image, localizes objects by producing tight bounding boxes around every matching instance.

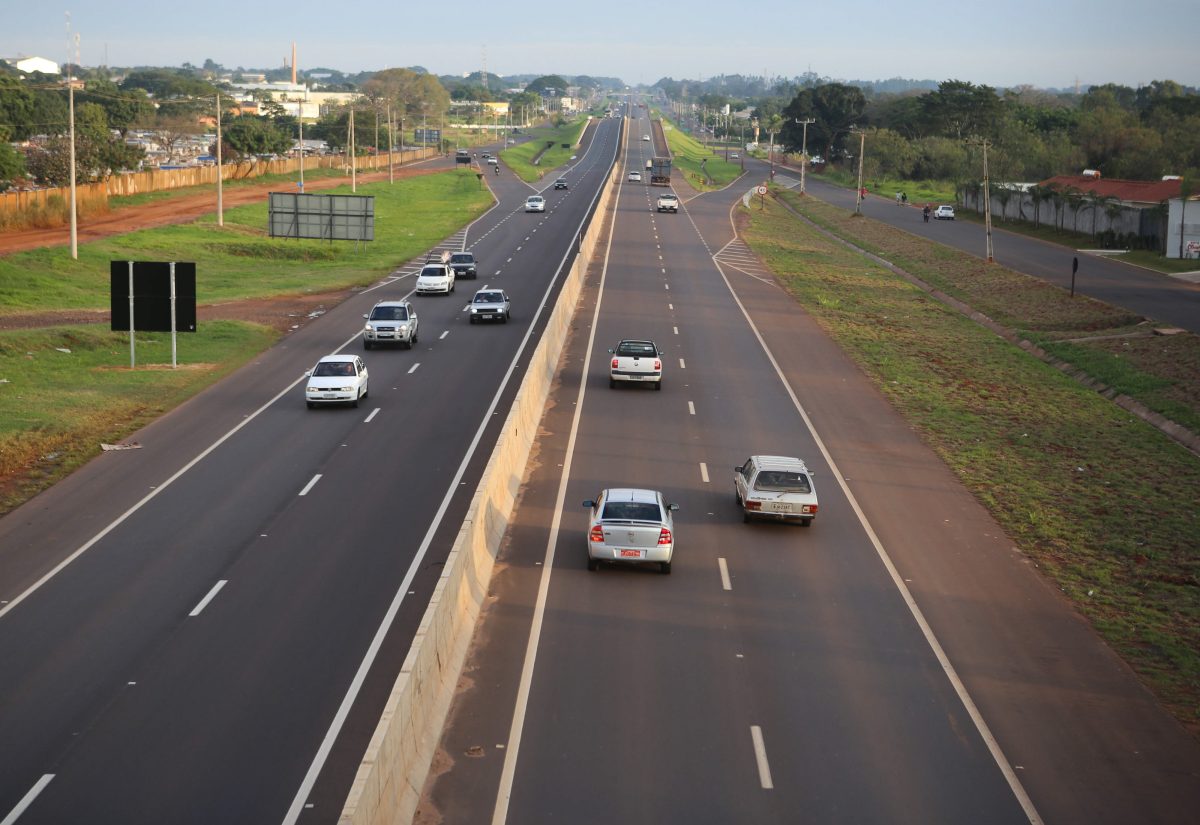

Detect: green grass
[0,321,276,511]
[658,119,743,190]
[0,170,494,315]
[108,167,355,209]
[501,117,590,182]
[810,166,957,205]
[742,194,1200,729]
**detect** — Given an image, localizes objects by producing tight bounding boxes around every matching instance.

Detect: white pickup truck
[608,339,663,389]
[656,193,679,213]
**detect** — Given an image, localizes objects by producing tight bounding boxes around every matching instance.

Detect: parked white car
[305,354,369,409]
[416,262,455,294]
[582,488,678,573]
[933,205,956,220]
[734,455,819,526]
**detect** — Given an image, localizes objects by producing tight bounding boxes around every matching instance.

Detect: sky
[2,0,1196,91]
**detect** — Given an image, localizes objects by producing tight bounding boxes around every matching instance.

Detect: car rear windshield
[754,471,811,493]
[450,254,474,264]
[420,267,445,278]
[369,306,408,321]
[601,501,662,522]
[616,342,656,357]
[475,292,503,303]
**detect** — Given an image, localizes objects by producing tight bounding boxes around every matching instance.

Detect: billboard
[110,261,197,332]
[268,193,375,241]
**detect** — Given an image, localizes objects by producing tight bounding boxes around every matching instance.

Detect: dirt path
[0,163,442,257]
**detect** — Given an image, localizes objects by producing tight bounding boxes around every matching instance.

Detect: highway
[0,118,622,823]
[421,105,1200,823]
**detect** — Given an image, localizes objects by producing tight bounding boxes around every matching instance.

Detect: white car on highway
[525,195,545,212]
[734,455,819,526]
[582,488,678,573]
[608,339,662,389]
[468,288,511,324]
[416,262,455,294]
[933,205,956,220]
[305,354,369,409]
[628,170,642,182]
[362,300,418,349]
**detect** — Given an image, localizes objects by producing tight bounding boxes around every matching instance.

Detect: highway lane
[423,113,1200,824]
[0,118,621,823]
[795,174,1200,333]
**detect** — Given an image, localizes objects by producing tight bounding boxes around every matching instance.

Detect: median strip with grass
[501,117,590,183]
[0,170,493,513]
[740,193,1200,731]
[659,118,743,190]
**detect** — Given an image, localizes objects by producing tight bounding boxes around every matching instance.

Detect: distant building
[3,55,60,75]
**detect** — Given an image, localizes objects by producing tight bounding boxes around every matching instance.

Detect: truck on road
[650,157,671,186]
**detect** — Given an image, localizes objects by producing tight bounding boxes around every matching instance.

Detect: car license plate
[481,313,494,319]
[765,502,792,513]
[323,393,338,399]
[619,549,643,558]
[628,375,642,381]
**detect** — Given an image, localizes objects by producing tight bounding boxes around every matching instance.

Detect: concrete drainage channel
[336,134,622,825]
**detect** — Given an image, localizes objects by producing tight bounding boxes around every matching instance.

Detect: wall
[0,149,435,217]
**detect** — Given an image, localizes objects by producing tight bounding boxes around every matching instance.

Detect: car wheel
[351,396,359,409]
[743,511,751,524]
[801,519,813,527]
[469,316,476,324]
[503,312,509,323]
[587,558,599,571]
[660,561,672,575]
[306,401,314,409]
[654,380,662,391]
[609,378,617,389]
[363,340,372,350]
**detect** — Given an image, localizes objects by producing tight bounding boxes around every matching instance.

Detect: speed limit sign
[756,185,767,195]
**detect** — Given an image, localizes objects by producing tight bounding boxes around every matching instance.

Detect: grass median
[741,192,1200,731]
[0,169,493,512]
[502,117,590,183]
[659,119,742,190]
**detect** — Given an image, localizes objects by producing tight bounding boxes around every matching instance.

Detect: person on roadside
[923,204,931,222]
[901,192,908,205]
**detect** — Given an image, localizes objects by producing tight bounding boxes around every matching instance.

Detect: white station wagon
[734,455,819,526]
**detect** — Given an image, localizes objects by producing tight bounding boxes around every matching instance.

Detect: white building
[4,56,60,75]
[1166,196,1200,260]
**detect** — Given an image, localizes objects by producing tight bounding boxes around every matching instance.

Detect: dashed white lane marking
[664,284,670,290]
[439,331,449,340]
[2,774,54,825]
[750,726,774,789]
[668,303,674,310]
[299,474,322,496]
[189,580,228,617]
[679,358,686,369]
[673,326,679,335]
[700,462,709,483]
[364,408,381,423]
[408,363,420,374]
[688,401,695,415]
[718,558,732,591]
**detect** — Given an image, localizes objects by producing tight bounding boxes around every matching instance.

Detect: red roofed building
[1038,173,1185,206]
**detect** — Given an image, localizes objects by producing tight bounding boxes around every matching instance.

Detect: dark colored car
[554,178,568,190]
[448,252,478,280]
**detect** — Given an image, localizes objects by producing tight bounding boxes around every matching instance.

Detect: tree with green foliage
[919,80,1004,140]
[524,75,569,96]
[218,115,293,165]
[0,139,26,189]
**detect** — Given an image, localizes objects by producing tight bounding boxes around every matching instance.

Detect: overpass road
[421,111,1200,824]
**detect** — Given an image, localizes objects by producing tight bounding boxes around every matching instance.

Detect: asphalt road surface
[0,118,622,824]
[421,109,1200,824]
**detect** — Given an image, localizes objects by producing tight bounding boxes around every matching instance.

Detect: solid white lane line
[718,557,732,591]
[688,401,695,415]
[1,774,54,825]
[700,462,709,483]
[408,363,420,374]
[679,358,686,369]
[750,726,774,789]
[364,408,380,423]
[189,580,228,617]
[715,203,1043,824]
[439,331,449,340]
[298,475,322,496]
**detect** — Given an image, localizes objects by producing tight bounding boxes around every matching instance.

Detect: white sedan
[306,354,369,409]
[415,262,455,294]
[628,170,642,182]
[525,195,545,212]
[582,488,678,574]
[933,205,956,220]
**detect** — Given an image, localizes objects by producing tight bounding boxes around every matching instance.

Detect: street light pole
[968,137,995,262]
[852,129,866,214]
[796,118,815,195]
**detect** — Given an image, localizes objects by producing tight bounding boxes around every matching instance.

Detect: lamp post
[968,137,995,262]
[795,118,815,195]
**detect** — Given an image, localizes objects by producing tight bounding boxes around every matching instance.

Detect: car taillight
[802,504,818,514]
[745,501,762,511]
[589,525,605,542]
[654,359,661,370]
[657,527,672,545]
[611,358,619,369]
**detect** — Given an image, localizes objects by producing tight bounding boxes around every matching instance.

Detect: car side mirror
[582,500,595,508]
[362,313,369,319]
[668,503,679,511]
[607,348,615,354]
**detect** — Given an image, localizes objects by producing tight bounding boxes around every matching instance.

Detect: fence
[0,148,435,217]
[960,187,1166,250]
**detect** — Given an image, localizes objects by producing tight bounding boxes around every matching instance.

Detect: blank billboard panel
[268,193,375,241]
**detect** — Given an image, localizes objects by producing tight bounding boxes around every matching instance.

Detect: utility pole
[387,103,393,184]
[349,108,356,193]
[298,98,304,190]
[796,118,815,195]
[66,17,78,260]
[216,93,223,226]
[852,128,866,214]
[968,137,995,262]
